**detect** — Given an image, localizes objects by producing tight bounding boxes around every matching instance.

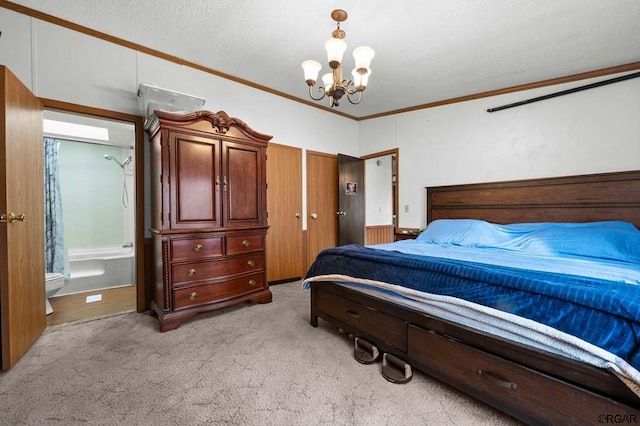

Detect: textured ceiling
[7,0,640,118]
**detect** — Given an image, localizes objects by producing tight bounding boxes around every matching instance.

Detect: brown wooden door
[338,153,365,246]
[223,141,266,228]
[306,150,338,269]
[169,131,221,229]
[0,66,45,370]
[266,143,303,282]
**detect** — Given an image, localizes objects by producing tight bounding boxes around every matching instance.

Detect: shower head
[103,154,132,169]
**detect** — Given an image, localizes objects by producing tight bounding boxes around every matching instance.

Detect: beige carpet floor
[0,281,521,425]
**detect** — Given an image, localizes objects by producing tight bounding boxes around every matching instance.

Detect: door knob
[311,213,318,219]
[336,211,346,216]
[7,213,26,223]
[295,213,301,218]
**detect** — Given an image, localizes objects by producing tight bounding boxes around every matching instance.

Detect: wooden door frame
[361,148,399,231]
[40,98,147,313]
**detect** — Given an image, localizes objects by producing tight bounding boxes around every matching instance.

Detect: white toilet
[45,272,65,315]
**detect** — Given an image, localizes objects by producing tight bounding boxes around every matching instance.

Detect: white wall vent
[137,83,206,118]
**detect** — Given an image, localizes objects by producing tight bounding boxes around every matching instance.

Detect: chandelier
[301,9,375,108]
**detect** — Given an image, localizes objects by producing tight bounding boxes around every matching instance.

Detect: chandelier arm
[343,79,360,95]
[346,90,363,105]
[308,85,327,101]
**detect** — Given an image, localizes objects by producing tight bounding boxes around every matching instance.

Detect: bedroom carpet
[0,281,522,425]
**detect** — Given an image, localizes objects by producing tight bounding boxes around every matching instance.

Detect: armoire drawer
[171,254,264,285]
[407,324,621,424]
[170,236,223,261]
[227,233,264,255]
[316,289,406,352]
[173,272,265,309]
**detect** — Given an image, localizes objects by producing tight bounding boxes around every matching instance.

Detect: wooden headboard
[426,170,640,229]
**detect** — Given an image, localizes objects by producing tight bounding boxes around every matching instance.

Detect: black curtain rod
[487,71,640,113]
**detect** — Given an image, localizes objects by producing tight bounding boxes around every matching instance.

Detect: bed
[303,170,640,425]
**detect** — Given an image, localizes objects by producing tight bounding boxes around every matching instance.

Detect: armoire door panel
[169,133,220,229]
[224,142,263,226]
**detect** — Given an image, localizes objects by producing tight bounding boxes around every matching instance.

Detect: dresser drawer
[407,324,624,424]
[171,254,264,285]
[170,236,223,261]
[173,273,265,309]
[316,289,406,352]
[227,233,264,255]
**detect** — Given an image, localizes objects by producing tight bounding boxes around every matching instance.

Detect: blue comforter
[305,243,640,370]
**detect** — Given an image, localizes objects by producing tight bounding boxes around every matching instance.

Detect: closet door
[168,132,221,230]
[306,150,338,270]
[266,143,303,282]
[0,66,45,370]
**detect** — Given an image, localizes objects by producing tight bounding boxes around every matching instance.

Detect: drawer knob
[187,269,197,277]
[477,369,518,390]
[242,239,250,248]
[188,292,198,301]
[248,279,256,287]
[247,260,255,267]
[192,244,203,252]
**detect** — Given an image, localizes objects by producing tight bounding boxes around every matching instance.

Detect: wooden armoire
[146,110,272,331]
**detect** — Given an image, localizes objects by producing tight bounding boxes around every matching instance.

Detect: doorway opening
[362,148,399,245]
[41,101,145,326]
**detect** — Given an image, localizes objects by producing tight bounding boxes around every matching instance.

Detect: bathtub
[53,246,135,297]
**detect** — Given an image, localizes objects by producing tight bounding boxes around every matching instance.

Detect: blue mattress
[305,244,640,371]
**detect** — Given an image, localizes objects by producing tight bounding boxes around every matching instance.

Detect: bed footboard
[309,281,640,425]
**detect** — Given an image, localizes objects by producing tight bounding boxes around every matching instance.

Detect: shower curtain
[43,137,67,275]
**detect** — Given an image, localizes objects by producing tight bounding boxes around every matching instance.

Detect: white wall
[0,8,32,87]
[360,74,640,229]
